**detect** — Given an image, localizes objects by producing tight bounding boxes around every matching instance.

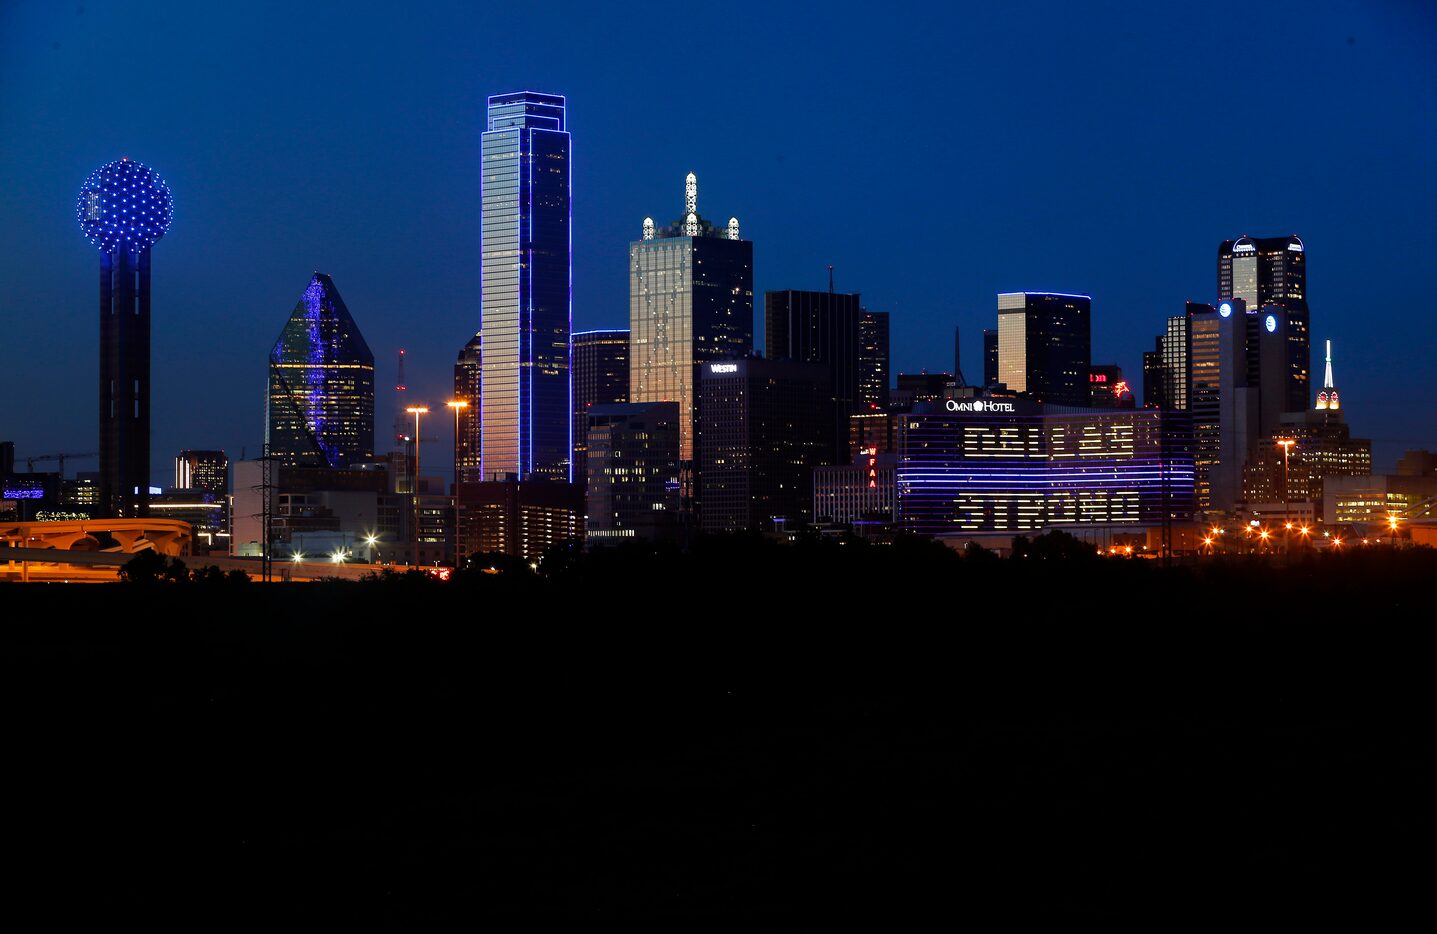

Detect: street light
[406,405,429,568]
[364,533,379,563]
[1388,513,1400,548]
[1276,438,1296,551]
[446,401,468,488]
[446,400,468,570]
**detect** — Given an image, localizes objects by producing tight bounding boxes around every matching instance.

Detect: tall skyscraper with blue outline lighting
[479,91,572,481]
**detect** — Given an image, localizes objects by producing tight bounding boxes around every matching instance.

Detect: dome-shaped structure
[77,157,173,254]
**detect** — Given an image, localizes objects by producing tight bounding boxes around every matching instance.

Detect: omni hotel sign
[945,399,1016,413]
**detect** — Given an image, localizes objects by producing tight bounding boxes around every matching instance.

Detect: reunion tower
[77,157,173,518]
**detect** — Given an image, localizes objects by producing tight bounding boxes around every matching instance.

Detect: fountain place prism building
[267,273,376,468]
[629,173,753,467]
[77,157,174,518]
[479,91,572,482]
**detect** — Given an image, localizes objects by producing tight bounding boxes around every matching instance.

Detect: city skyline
[3,3,1437,481]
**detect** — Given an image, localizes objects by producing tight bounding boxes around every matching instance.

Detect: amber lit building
[174,450,228,497]
[453,333,482,483]
[1242,341,1370,517]
[848,410,905,460]
[455,480,582,562]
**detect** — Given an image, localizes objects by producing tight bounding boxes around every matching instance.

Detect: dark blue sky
[3,1,1435,481]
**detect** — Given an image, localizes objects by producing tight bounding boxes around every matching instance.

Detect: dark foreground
[3,543,1433,919]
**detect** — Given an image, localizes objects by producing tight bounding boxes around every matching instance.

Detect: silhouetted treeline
[3,541,1434,920]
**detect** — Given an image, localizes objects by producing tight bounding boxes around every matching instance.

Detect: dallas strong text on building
[898,405,1195,535]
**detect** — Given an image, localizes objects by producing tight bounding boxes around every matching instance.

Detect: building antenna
[394,348,408,443]
[828,265,834,294]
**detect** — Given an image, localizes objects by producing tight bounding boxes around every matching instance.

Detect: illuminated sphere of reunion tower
[77,157,174,519]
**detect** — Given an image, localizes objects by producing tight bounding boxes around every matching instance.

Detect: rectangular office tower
[1218,236,1309,412]
[1188,298,1293,512]
[697,357,833,532]
[765,289,860,461]
[982,329,999,387]
[174,450,228,496]
[585,402,681,544]
[629,173,753,465]
[996,292,1091,407]
[857,310,890,409]
[570,329,630,489]
[479,91,571,481]
[453,334,482,483]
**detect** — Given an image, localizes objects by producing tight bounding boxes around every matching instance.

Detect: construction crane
[24,452,98,476]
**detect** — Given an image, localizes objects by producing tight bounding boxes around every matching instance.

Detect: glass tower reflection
[480,91,572,481]
[267,273,375,468]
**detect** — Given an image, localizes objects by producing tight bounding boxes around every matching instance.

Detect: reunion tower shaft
[78,157,173,518]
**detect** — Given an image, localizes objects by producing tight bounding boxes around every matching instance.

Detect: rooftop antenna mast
[394,348,408,444]
[828,265,834,294]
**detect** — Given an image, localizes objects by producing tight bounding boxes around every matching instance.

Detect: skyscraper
[1143,315,1190,411]
[454,333,482,483]
[174,450,228,496]
[267,273,375,468]
[571,329,630,489]
[697,357,833,532]
[78,157,174,518]
[585,401,681,544]
[982,329,999,388]
[765,289,860,462]
[996,292,1091,407]
[629,173,753,465]
[480,91,572,482]
[1217,235,1309,412]
[857,310,890,409]
[1242,341,1370,517]
[1187,302,1221,510]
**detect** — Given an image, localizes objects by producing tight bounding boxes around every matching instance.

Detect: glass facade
[898,403,1194,536]
[174,450,228,496]
[1218,235,1309,412]
[584,401,681,542]
[629,175,753,464]
[765,289,861,462]
[857,310,891,409]
[995,292,1091,406]
[453,333,482,483]
[267,273,375,468]
[1187,303,1221,511]
[480,92,571,481]
[571,329,630,490]
[697,357,832,532]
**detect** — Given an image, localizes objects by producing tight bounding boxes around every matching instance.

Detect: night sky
[3,1,1435,484]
